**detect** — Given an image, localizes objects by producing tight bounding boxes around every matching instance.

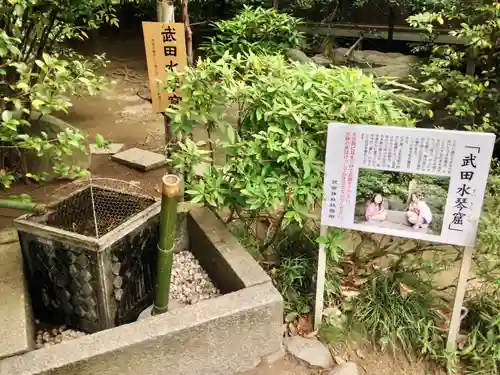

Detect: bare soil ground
[241,351,446,375]
[0,35,449,375]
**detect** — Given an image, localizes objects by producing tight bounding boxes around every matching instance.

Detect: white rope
[88,172,100,239]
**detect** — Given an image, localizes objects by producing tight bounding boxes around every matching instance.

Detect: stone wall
[287,47,419,80]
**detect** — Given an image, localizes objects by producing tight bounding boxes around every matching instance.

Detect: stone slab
[284,336,333,368]
[89,143,124,155]
[111,147,165,171]
[0,282,283,375]
[0,228,34,359]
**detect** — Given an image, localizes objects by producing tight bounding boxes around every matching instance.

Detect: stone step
[0,228,34,359]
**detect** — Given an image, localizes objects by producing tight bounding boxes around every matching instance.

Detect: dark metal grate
[21,233,101,332]
[46,186,155,238]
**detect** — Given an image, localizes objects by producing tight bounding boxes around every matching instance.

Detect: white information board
[321,123,495,247]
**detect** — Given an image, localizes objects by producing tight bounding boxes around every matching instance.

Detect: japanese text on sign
[322,123,495,247]
[142,22,187,112]
[448,147,479,232]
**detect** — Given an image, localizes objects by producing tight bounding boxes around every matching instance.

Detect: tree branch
[136,91,152,103]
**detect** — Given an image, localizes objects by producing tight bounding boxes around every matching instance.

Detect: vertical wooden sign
[142,22,187,113]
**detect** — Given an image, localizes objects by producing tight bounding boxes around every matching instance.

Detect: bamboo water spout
[0,199,47,214]
[152,174,181,315]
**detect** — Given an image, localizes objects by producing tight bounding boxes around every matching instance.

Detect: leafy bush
[474,161,500,288]
[272,255,315,314]
[0,0,116,188]
[407,1,500,135]
[349,273,442,354]
[201,6,305,59]
[355,170,408,202]
[461,291,500,375]
[407,8,500,372]
[167,53,417,251]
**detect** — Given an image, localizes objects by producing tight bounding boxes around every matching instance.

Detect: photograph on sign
[321,123,495,247]
[354,169,451,236]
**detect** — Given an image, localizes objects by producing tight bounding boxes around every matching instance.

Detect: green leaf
[31,99,45,109]
[95,134,107,148]
[285,311,298,323]
[227,125,236,144]
[316,236,329,245]
[191,195,203,203]
[1,110,12,122]
[268,126,284,134]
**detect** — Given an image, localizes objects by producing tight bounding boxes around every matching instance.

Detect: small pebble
[34,325,87,350]
[169,251,220,305]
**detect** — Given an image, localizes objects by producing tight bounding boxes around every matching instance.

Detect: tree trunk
[157,0,174,22]
[182,0,193,66]
[387,5,395,50]
[218,0,226,19]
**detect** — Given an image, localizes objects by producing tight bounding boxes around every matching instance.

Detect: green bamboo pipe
[0,199,47,214]
[152,174,181,315]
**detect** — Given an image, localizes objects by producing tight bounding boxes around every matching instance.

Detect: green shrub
[349,273,442,354]
[0,0,115,188]
[201,6,305,59]
[461,291,500,375]
[167,53,418,252]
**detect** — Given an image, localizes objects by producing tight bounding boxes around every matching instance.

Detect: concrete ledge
[0,282,283,375]
[0,228,34,359]
[188,207,271,293]
[1,206,283,375]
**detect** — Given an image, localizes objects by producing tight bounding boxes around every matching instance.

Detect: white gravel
[35,250,219,349]
[35,325,86,349]
[170,250,220,304]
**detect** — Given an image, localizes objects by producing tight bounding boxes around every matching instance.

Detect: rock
[355,202,367,217]
[347,49,418,67]
[382,199,389,210]
[90,143,124,155]
[329,361,359,375]
[387,195,406,211]
[22,112,91,181]
[331,49,348,65]
[385,210,410,226]
[362,64,412,79]
[284,336,333,368]
[312,54,332,67]
[286,49,313,64]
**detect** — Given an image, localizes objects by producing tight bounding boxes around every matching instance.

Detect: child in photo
[407,192,432,230]
[365,194,387,222]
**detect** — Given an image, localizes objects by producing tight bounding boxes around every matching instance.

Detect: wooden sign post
[142,22,187,113]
